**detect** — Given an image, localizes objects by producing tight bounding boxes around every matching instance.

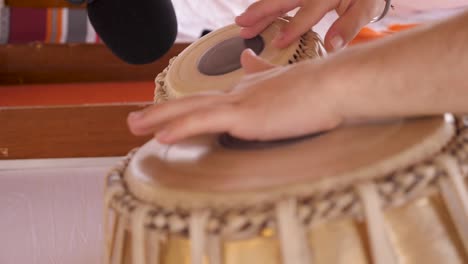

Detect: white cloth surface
[0,166,107,264]
[173,0,255,42]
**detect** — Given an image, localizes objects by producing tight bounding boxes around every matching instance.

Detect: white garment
[393,0,468,12]
[172,0,468,43]
[172,0,255,42]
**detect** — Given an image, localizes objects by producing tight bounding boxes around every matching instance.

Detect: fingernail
[128,111,144,121]
[330,35,344,50]
[244,48,256,56]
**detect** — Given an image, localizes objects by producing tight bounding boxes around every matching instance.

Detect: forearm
[323,10,468,119]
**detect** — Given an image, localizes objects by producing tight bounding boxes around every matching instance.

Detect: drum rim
[120,116,455,208]
[105,116,468,238]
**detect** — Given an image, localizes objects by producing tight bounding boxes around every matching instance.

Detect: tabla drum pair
[104,18,468,264]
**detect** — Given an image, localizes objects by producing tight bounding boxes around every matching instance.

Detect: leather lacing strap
[206,234,223,264]
[437,154,468,253]
[275,198,313,264]
[104,185,124,264]
[132,205,155,264]
[188,210,223,264]
[357,182,397,264]
[110,215,127,264]
[190,210,211,264]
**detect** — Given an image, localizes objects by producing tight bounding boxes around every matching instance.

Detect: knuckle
[171,113,199,130]
[181,113,204,128]
[168,119,187,132]
[195,110,213,122]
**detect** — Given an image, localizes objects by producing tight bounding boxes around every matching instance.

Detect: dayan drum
[104,18,468,264]
[153,17,325,103]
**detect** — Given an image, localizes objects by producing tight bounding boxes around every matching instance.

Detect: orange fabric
[350,23,421,45]
[0,82,155,107]
[387,23,419,32]
[350,27,390,45]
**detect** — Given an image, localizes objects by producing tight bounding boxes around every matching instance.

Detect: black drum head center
[198,35,265,76]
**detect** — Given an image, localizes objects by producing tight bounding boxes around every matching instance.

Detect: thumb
[240,49,276,74]
[324,3,375,52]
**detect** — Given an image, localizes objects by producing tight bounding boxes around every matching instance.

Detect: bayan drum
[104,18,468,264]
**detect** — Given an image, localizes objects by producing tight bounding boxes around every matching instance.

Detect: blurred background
[1,1,467,264]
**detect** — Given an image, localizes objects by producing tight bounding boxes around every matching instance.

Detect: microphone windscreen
[87,0,178,64]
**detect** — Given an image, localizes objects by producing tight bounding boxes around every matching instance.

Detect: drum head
[125,116,455,209]
[163,18,325,99]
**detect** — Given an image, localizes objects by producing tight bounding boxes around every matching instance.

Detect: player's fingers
[155,105,240,143]
[273,3,331,48]
[235,0,302,27]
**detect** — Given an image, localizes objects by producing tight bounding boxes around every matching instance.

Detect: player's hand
[127,49,345,144]
[235,0,384,51]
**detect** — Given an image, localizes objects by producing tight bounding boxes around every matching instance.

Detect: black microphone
[82,0,178,65]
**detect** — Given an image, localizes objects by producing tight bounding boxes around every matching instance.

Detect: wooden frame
[1,1,190,159]
[2,0,191,85]
[0,103,153,159]
[1,43,189,85]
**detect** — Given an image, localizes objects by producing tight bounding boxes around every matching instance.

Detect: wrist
[304,52,375,121]
[322,45,395,122]
[295,58,350,125]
